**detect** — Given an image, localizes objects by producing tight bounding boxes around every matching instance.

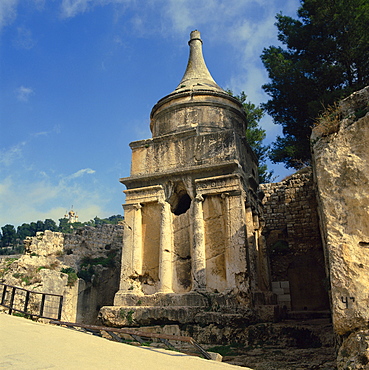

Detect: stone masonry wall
[260,168,329,311]
[260,167,321,253]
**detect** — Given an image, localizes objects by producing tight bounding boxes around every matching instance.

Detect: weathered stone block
[312,87,369,336]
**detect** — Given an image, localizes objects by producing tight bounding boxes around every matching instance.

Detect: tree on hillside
[58,218,81,233]
[227,90,274,183]
[106,215,124,223]
[44,219,58,232]
[1,224,16,248]
[261,0,369,169]
[17,223,35,241]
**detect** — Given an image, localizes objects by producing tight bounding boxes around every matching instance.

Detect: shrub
[61,267,78,286]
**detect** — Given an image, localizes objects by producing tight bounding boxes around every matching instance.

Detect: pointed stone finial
[175,30,223,92]
[150,30,245,137]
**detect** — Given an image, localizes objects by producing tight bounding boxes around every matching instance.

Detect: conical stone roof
[173,30,224,93]
[150,30,246,138]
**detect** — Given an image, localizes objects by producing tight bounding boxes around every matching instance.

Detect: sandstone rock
[337,330,369,370]
[312,86,369,369]
[24,230,64,256]
[209,352,223,362]
[312,86,369,336]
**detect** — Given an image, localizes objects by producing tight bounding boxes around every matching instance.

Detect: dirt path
[0,313,249,370]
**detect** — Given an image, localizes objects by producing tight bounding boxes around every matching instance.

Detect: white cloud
[60,0,133,18]
[15,86,34,102]
[0,0,18,31]
[0,135,103,226]
[164,0,193,34]
[0,128,60,167]
[163,0,270,38]
[0,0,45,31]
[0,177,12,200]
[60,0,92,17]
[0,171,109,227]
[67,168,96,179]
[0,141,26,166]
[32,131,49,137]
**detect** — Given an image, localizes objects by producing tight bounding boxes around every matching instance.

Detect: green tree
[36,220,44,232]
[29,222,38,235]
[261,0,369,169]
[1,224,16,248]
[107,215,124,224]
[58,217,85,233]
[93,216,104,226]
[44,219,58,231]
[58,218,74,233]
[17,223,35,241]
[227,90,274,183]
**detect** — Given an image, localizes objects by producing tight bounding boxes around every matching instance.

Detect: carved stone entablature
[124,185,164,204]
[195,174,242,196]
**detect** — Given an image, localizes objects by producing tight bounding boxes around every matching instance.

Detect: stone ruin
[99,30,369,367]
[2,29,368,369]
[100,30,272,328]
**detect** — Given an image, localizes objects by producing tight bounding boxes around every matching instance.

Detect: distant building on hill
[64,208,79,223]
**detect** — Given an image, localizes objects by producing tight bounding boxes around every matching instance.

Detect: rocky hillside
[0,224,123,323]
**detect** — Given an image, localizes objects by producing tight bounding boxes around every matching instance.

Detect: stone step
[286,310,331,320]
[100,305,254,328]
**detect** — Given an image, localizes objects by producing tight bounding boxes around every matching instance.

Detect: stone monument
[101,30,271,327]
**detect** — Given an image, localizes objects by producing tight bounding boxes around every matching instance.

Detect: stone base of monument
[99,291,261,328]
[99,290,281,328]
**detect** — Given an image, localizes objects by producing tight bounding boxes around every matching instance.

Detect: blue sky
[0,0,300,227]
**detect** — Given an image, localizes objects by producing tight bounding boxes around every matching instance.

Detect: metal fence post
[57,296,63,320]
[1,284,7,305]
[24,290,30,314]
[40,294,46,318]
[9,286,16,315]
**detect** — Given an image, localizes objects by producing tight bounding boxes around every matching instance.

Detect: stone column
[132,203,143,276]
[192,194,206,290]
[119,204,134,282]
[158,201,173,293]
[115,203,140,300]
[224,192,248,290]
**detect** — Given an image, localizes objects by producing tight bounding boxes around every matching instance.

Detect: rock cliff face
[312,86,369,368]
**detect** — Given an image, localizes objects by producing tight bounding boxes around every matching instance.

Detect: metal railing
[50,320,213,360]
[0,283,63,320]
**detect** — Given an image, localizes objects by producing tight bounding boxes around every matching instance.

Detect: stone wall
[24,230,65,256]
[312,86,369,369]
[260,168,329,311]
